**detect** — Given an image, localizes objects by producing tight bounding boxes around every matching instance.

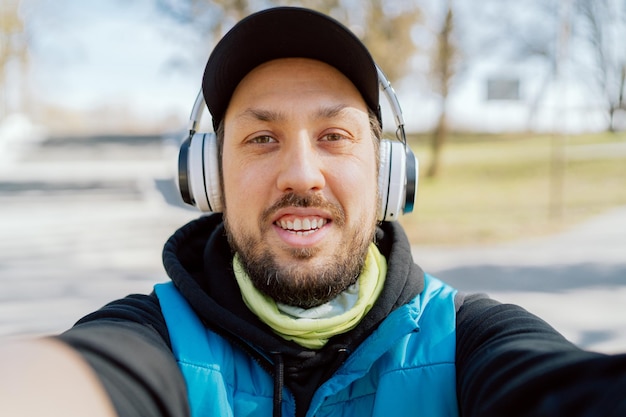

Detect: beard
[224,192,376,309]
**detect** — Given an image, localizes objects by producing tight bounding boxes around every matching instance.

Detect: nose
[276,135,325,194]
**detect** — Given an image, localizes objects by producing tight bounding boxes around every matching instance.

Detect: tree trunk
[609,105,616,133]
[427,110,447,178]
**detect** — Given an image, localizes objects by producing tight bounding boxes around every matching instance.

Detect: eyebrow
[236,104,352,123]
[236,108,286,123]
[315,104,350,120]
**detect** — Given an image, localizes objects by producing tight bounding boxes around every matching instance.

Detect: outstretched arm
[1,293,189,417]
[456,294,626,417]
[0,338,116,417]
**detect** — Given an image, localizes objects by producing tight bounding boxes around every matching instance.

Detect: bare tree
[459,0,562,130]
[427,1,459,178]
[357,0,420,83]
[154,0,421,88]
[0,0,27,117]
[575,0,626,132]
[461,0,626,132]
[154,0,256,36]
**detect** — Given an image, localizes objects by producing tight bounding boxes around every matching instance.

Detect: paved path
[0,191,197,337]
[0,136,197,337]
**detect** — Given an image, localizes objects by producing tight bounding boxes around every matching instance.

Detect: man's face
[221,58,379,308]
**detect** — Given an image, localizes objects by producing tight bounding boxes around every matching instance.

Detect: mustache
[260,192,345,227]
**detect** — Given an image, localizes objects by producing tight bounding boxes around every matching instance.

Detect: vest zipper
[201,320,294,416]
[272,352,285,417]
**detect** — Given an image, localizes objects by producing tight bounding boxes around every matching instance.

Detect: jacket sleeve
[455,293,626,417]
[55,293,190,417]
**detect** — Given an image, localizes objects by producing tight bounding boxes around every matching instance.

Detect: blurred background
[1,0,625,352]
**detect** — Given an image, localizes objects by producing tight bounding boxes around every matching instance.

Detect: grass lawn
[399,131,626,246]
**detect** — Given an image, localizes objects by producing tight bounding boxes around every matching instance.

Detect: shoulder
[73,292,170,345]
[454,292,565,342]
[56,292,189,417]
[454,291,572,361]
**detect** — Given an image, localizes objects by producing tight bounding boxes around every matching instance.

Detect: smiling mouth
[276,217,328,236]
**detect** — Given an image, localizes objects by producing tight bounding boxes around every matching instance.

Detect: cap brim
[202,7,379,129]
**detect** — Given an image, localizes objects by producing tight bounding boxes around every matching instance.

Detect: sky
[15,0,204,132]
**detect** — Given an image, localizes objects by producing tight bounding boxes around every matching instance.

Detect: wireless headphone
[177,66,418,222]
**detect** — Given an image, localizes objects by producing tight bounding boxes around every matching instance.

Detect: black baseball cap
[202,7,381,131]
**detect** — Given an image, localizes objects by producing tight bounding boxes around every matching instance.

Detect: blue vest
[155,274,459,417]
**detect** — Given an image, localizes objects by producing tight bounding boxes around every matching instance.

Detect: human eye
[320,132,349,142]
[248,134,277,144]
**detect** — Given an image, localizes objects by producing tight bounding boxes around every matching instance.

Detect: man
[2,7,626,417]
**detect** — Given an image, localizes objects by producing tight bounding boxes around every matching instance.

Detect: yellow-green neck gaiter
[233,243,387,349]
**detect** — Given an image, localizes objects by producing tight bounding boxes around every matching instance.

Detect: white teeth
[277,217,327,233]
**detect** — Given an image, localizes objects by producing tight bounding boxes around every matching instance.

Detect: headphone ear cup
[377,139,392,221]
[201,132,223,212]
[178,132,223,212]
[178,135,193,205]
[403,146,418,215]
[377,139,419,221]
